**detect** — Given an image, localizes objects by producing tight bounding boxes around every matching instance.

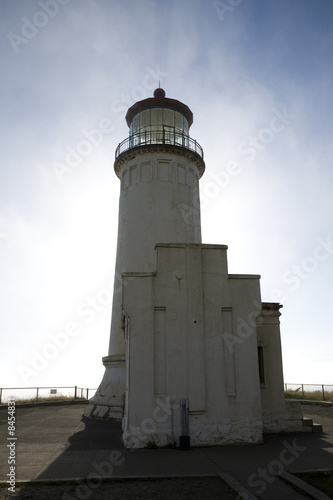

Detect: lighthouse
[85,88,205,419]
[85,88,303,447]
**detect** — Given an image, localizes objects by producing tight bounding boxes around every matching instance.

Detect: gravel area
[302,403,333,417]
[302,403,333,431]
[0,476,237,500]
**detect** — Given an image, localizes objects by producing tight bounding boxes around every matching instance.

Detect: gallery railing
[115,126,204,160]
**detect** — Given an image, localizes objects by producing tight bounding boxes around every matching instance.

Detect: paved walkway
[0,402,332,499]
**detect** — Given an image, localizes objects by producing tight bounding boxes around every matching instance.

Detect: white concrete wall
[122,244,264,447]
[256,306,287,432]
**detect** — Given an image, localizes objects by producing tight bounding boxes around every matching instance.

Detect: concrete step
[302,418,323,433]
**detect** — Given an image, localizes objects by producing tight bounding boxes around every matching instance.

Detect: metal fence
[1,384,332,405]
[0,386,97,404]
[284,383,333,401]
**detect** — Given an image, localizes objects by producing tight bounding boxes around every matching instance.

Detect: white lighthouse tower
[85,88,205,419]
[85,88,303,447]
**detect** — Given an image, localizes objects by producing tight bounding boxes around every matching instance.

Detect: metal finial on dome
[153,88,166,98]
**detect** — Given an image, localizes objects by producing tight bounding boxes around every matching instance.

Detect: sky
[0,0,332,396]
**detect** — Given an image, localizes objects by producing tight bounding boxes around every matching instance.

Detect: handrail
[115,126,204,160]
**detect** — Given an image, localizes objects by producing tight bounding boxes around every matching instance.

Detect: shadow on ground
[38,415,126,479]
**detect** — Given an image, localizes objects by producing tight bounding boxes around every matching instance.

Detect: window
[258,346,265,385]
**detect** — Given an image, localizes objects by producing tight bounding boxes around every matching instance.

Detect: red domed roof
[125,89,193,127]
[153,88,166,98]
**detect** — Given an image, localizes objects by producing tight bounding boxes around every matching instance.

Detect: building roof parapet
[155,243,228,250]
[228,274,261,280]
[261,302,283,310]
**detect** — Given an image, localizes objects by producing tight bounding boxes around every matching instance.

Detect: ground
[0,403,332,499]
[0,476,237,500]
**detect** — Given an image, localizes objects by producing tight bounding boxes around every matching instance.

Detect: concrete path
[0,402,332,499]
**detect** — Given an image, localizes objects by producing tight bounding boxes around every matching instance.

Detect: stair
[302,417,323,433]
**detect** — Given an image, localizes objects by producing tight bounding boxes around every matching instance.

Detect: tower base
[84,354,126,420]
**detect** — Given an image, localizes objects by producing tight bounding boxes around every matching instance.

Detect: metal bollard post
[179,399,190,450]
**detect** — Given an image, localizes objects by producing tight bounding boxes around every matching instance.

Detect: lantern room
[115,88,204,160]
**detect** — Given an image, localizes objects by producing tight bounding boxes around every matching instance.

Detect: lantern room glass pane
[175,111,183,131]
[140,109,151,129]
[132,114,140,134]
[151,108,162,126]
[183,118,189,135]
[163,108,174,127]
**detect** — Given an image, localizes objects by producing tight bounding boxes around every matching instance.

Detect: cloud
[0,0,332,388]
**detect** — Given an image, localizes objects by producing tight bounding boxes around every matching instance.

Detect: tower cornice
[114,143,205,178]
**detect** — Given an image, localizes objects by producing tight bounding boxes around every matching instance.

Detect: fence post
[322,385,325,401]
[74,386,77,400]
[36,387,39,402]
[0,388,2,404]
[302,384,304,398]
[87,388,89,400]
[285,383,287,392]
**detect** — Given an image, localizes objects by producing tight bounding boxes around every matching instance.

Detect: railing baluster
[115,126,203,160]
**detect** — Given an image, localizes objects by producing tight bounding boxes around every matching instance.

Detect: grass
[294,471,333,497]
[144,440,158,449]
[285,389,333,403]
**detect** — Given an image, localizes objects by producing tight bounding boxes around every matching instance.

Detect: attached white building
[85,88,303,447]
